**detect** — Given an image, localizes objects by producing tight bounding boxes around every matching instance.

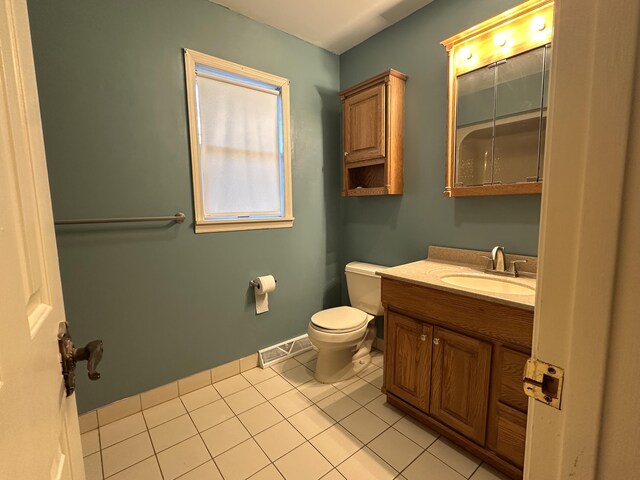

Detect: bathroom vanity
[380,247,536,479]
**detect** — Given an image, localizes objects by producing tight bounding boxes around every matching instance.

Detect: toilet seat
[310,306,368,334]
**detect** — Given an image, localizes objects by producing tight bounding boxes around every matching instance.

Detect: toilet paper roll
[253,275,276,314]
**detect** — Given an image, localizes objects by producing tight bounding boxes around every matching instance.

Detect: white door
[525,0,640,478]
[0,0,85,478]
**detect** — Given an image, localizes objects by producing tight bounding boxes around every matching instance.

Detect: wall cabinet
[339,69,406,196]
[382,277,533,479]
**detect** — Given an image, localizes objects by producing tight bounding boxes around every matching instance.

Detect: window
[184,49,293,233]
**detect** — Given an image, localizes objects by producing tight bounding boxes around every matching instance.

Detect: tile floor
[82,350,510,480]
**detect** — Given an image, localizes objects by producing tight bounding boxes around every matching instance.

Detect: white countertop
[378,258,536,311]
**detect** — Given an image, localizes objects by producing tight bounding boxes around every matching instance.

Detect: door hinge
[523,358,564,409]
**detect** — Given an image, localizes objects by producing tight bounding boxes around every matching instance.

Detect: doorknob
[57,322,103,396]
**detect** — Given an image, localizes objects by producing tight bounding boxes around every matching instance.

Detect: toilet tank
[345,262,387,316]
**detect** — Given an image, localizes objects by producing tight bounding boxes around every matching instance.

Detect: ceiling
[209,0,434,54]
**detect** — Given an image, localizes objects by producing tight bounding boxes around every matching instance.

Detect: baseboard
[79,352,260,433]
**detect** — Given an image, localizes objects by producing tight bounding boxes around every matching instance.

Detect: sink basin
[440,274,535,296]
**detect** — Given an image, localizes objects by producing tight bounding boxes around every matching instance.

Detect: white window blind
[196,70,283,219]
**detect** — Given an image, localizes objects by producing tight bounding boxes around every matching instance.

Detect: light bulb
[494,33,507,47]
[460,46,472,60]
[531,16,546,31]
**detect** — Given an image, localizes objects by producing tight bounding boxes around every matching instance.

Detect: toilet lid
[311,306,368,333]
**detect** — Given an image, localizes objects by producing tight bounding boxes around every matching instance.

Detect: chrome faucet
[482,246,527,277]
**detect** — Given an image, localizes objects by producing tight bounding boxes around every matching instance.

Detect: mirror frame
[441,0,554,197]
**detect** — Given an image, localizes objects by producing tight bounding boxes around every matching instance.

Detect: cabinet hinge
[523,358,564,409]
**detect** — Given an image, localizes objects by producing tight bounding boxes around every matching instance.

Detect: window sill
[195,217,294,233]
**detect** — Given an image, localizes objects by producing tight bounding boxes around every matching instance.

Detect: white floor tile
[200,416,250,458]
[213,374,252,397]
[339,379,380,405]
[364,395,404,425]
[143,398,187,429]
[238,402,284,435]
[177,460,223,480]
[427,438,481,478]
[316,391,360,421]
[180,385,221,412]
[149,414,197,452]
[254,375,294,400]
[242,367,278,385]
[336,447,397,480]
[356,363,379,378]
[320,470,346,480]
[156,435,211,480]
[294,350,318,364]
[101,432,154,478]
[189,398,235,432]
[83,452,103,480]
[298,381,339,403]
[367,427,424,472]
[331,376,360,391]
[393,416,439,448]
[225,386,267,414]
[470,463,511,480]
[402,451,465,480]
[271,358,301,374]
[270,389,314,418]
[362,368,383,389]
[254,420,306,461]
[214,438,270,480]
[279,364,314,387]
[108,457,162,480]
[249,464,285,480]
[274,442,332,480]
[305,358,318,372]
[81,430,100,457]
[309,424,362,466]
[288,405,336,439]
[339,408,389,444]
[99,412,147,448]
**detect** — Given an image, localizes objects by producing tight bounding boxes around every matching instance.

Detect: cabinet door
[430,327,492,444]
[343,83,386,163]
[385,311,432,411]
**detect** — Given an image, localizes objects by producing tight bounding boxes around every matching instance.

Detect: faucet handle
[508,259,527,276]
[480,255,495,270]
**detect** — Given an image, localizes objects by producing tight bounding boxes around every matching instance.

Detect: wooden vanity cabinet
[382,277,533,479]
[339,69,406,196]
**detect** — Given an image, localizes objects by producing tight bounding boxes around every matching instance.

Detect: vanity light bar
[442,0,554,76]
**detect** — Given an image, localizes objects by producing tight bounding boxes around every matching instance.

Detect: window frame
[184,49,294,233]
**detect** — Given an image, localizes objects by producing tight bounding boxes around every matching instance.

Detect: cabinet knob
[344,151,348,157]
[420,334,427,341]
[433,338,440,345]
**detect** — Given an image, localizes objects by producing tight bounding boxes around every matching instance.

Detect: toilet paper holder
[249,278,277,288]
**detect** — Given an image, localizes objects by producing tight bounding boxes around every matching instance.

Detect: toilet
[307,262,386,383]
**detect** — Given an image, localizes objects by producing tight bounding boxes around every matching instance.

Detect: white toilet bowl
[307,262,386,384]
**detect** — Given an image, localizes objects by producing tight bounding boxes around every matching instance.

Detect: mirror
[441,0,554,197]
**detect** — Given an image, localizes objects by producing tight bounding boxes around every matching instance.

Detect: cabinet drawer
[382,278,534,349]
[495,403,527,468]
[498,348,529,413]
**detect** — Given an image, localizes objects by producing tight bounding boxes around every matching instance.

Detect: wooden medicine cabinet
[441,0,554,197]
[339,69,407,196]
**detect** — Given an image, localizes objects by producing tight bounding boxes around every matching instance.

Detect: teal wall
[27,0,342,413]
[340,0,541,273]
[28,0,542,413]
